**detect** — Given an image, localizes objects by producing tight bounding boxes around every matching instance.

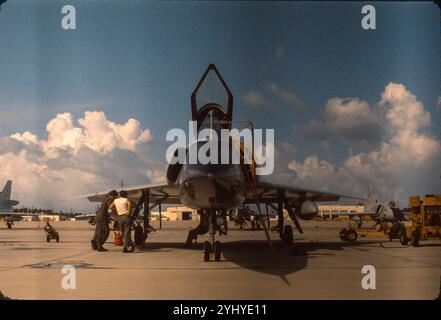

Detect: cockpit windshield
[194,69,229,112]
[191,65,233,121]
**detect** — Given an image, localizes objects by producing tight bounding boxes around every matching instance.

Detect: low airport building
[317,204,365,220]
[19,215,40,222]
[12,204,366,222]
[150,206,199,221]
[14,213,61,222]
[38,214,61,222]
[149,204,366,221]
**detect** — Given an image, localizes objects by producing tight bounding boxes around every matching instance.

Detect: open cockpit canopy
[191,64,233,129]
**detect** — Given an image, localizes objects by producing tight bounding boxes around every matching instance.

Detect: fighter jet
[338,184,405,242]
[73,213,98,225]
[0,180,22,229]
[362,184,404,222]
[339,184,404,223]
[78,64,358,261]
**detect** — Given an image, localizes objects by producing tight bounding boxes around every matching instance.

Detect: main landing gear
[281,225,294,246]
[275,195,303,246]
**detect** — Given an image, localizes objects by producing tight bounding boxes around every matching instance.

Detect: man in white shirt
[109,190,135,253]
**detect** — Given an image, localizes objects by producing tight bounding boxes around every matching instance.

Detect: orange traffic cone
[114,232,122,246]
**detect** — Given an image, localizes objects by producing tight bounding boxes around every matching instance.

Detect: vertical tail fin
[364,182,378,212]
[0,180,12,200]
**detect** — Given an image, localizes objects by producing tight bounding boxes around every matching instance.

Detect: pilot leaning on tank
[91,190,118,252]
[109,190,136,253]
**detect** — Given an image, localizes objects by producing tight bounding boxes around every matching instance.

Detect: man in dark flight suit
[184,211,209,248]
[91,190,118,252]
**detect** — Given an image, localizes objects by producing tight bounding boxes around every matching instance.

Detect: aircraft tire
[46,235,50,243]
[346,229,357,242]
[203,241,211,262]
[214,241,221,261]
[411,230,420,247]
[399,226,408,246]
[339,228,348,241]
[282,225,294,246]
[388,226,397,241]
[134,226,144,246]
[399,233,408,246]
[56,235,60,243]
[7,223,12,229]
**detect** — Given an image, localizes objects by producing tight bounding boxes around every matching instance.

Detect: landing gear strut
[203,239,222,262]
[205,209,222,262]
[275,191,304,246]
[185,209,224,262]
[281,225,294,246]
[203,241,211,261]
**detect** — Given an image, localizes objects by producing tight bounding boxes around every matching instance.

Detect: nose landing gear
[203,209,224,262]
[203,240,222,262]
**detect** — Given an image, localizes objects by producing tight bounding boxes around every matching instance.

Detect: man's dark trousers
[118,214,133,249]
[92,198,111,249]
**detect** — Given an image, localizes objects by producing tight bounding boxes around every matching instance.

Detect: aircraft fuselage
[178,161,246,211]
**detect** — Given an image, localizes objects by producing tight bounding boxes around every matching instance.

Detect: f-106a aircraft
[337,184,405,242]
[361,184,404,223]
[78,64,358,261]
[0,180,22,229]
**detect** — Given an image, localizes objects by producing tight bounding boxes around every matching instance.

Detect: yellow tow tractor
[339,219,406,242]
[400,194,441,247]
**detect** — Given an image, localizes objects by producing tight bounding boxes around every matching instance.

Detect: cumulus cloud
[242,84,305,111]
[297,96,383,147]
[11,111,152,158]
[289,155,348,190]
[79,111,152,153]
[146,168,167,184]
[380,83,431,133]
[2,111,159,212]
[289,83,441,206]
[267,83,305,109]
[242,90,275,111]
[10,131,39,145]
[260,141,298,184]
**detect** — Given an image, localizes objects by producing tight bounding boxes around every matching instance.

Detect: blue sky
[1,2,438,142]
[0,1,439,209]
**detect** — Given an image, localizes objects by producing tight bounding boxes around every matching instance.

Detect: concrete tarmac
[0,220,440,299]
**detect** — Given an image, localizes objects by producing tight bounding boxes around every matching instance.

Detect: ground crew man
[184,211,209,248]
[109,190,135,253]
[91,190,118,252]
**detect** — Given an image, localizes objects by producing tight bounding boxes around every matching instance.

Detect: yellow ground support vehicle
[339,220,406,242]
[400,195,441,247]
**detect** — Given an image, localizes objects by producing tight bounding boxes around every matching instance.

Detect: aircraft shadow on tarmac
[139,239,389,286]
